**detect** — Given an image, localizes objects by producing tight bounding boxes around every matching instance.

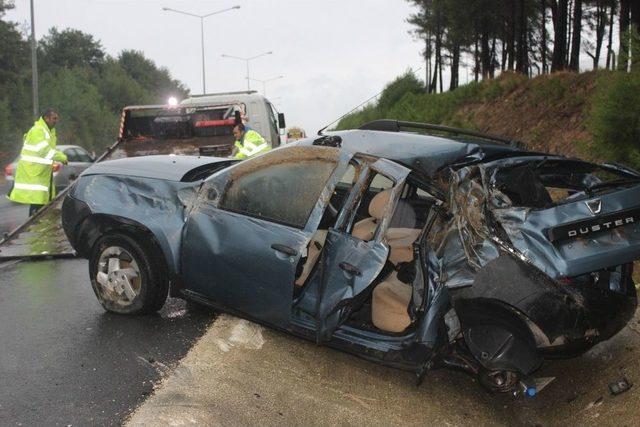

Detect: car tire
[89,232,169,314]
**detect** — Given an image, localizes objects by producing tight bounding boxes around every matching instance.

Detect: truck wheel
[89,232,169,314]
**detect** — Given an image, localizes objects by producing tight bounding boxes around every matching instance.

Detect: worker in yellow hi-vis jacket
[9,108,68,216]
[232,123,270,159]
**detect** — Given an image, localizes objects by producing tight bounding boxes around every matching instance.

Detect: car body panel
[182,207,309,327]
[60,127,640,390]
[80,154,232,181]
[293,130,528,177]
[65,174,197,275]
[494,182,640,278]
[180,147,351,327]
[311,158,410,341]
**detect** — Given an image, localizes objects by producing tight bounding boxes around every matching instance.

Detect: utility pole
[30,0,39,119]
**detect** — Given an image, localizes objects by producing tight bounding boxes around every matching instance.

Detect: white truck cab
[180,91,285,149]
[117,91,286,158]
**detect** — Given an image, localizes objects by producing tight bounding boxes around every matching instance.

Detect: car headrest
[369,189,392,219]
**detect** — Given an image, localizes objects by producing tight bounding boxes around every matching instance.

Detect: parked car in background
[4,144,95,192]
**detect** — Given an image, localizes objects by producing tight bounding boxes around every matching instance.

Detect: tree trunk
[425,34,432,91]
[569,0,582,71]
[430,45,438,93]
[566,0,573,65]
[529,30,539,75]
[481,21,492,78]
[474,37,480,82]
[516,0,529,74]
[501,37,508,71]
[591,1,606,69]
[551,0,569,71]
[631,0,640,70]
[439,56,443,93]
[508,2,516,70]
[605,2,616,69]
[430,25,442,93]
[449,43,460,91]
[619,0,630,71]
[490,36,497,77]
[430,22,442,93]
[541,0,548,74]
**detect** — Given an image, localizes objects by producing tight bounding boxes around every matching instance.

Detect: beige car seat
[352,189,391,241]
[371,271,412,333]
[386,228,421,265]
[295,229,328,286]
[371,228,420,333]
[365,197,421,333]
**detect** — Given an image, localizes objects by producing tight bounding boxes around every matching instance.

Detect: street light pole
[30,0,38,119]
[200,17,205,93]
[246,75,284,97]
[221,51,273,91]
[246,60,250,91]
[162,5,240,94]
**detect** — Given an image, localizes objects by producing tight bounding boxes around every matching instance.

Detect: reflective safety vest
[9,118,68,205]
[234,130,271,159]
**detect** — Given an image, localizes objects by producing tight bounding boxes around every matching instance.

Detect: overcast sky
[6,0,427,133]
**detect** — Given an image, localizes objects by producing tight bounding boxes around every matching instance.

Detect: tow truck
[0,91,286,260]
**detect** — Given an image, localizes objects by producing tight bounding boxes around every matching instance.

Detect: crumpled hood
[81,155,230,182]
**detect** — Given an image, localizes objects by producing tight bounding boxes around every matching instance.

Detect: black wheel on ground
[88,232,169,314]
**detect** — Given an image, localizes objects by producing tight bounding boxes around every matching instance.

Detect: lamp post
[246,75,283,96]
[30,0,38,119]
[221,51,273,91]
[162,5,240,94]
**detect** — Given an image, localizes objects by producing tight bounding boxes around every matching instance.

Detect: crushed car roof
[294,129,534,177]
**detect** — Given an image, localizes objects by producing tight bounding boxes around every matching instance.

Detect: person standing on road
[8,108,68,216]
[232,123,270,159]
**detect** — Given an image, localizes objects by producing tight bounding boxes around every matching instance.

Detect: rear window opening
[489,159,640,210]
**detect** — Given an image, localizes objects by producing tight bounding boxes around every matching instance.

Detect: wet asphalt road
[0,203,214,426]
[0,179,27,237]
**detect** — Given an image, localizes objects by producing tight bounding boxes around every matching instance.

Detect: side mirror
[278,113,286,129]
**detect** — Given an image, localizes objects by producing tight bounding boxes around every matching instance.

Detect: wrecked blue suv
[61,120,639,394]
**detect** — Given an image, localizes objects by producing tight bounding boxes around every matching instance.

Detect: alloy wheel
[95,246,142,306]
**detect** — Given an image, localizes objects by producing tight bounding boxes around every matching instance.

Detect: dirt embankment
[453,71,597,159]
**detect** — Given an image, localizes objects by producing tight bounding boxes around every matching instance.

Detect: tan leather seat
[371,271,412,333]
[386,228,421,265]
[352,189,391,241]
[295,229,328,286]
